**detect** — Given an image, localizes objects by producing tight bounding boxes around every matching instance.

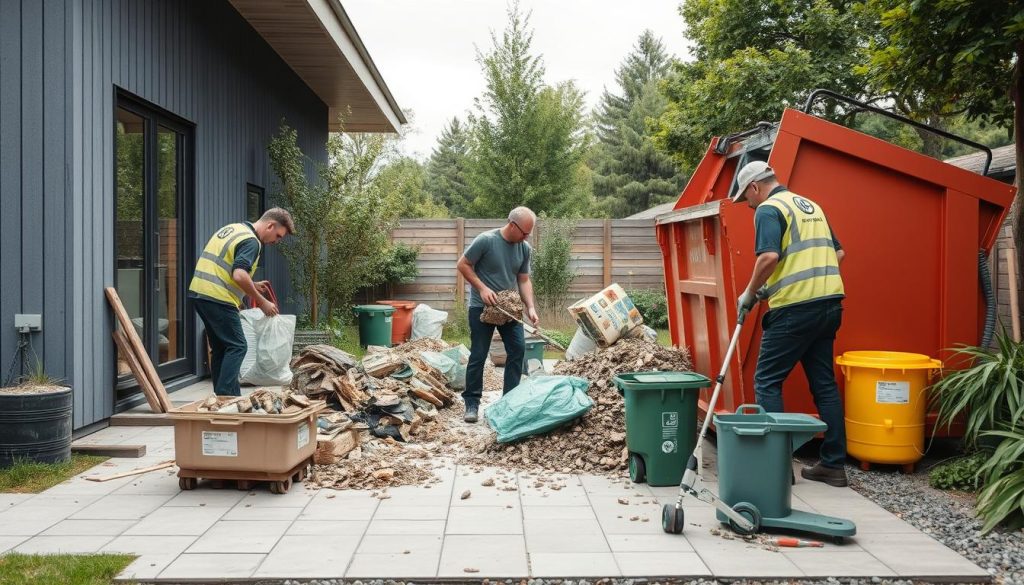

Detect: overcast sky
[343,0,693,160]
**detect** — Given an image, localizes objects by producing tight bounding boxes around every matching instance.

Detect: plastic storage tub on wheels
[375,300,418,344]
[714,404,855,540]
[837,351,942,473]
[612,372,710,486]
[352,305,396,348]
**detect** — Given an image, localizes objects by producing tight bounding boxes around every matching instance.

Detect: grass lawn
[0,553,136,585]
[0,454,107,493]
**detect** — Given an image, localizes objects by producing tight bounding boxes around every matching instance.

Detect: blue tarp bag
[485,375,594,443]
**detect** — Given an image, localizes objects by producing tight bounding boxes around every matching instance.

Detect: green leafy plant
[531,216,578,310]
[976,427,1024,533]
[928,451,988,491]
[370,242,420,299]
[445,296,471,340]
[541,329,573,349]
[929,332,1024,447]
[628,288,668,329]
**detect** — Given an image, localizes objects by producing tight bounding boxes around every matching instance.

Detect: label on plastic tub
[661,412,678,453]
[297,423,310,449]
[202,431,238,457]
[876,381,910,404]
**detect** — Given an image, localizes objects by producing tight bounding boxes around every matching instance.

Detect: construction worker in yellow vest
[188,208,294,396]
[732,161,849,487]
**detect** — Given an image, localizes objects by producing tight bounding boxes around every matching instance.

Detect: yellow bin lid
[836,350,942,370]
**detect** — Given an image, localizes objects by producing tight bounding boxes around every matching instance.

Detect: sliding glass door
[114,93,194,392]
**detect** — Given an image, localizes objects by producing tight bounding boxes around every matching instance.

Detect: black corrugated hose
[980,249,996,347]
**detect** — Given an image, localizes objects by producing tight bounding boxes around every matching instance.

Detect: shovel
[491,306,567,351]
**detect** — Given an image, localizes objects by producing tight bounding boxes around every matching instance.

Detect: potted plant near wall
[0,352,73,469]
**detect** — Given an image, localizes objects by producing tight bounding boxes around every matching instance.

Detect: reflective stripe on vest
[188,223,261,307]
[760,192,844,309]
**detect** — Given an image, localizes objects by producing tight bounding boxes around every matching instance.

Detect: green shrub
[532,216,578,309]
[542,329,573,349]
[928,452,987,491]
[976,427,1024,533]
[628,288,668,329]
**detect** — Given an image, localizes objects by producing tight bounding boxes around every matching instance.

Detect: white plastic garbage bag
[411,304,447,340]
[238,309,296,386]
[565,327,598,361]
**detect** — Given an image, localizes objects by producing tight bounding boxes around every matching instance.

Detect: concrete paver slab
[366,519,445,536]
[445,505,523,534]
[253,535,360,578]
[159,552,264,579]
[357,534,443,555]
[41,518,137,536]
[186,519,291,553]
[224,505,302,521]
[373,504,449,521]
[614,551,710,577]
[783,549,897,577]
[287,519,368,536]
[688,536,804,578]
[524,517,609,553]
[606,533,695,553]
[438,534,528,577]
[522,505,596,520]
[69,494,175,520]
[0,505,82,536]
[0,536,28,553]
[124,506,230,536]
[13,535,114,554]
[855,531,992,578]
[104,535,199,581]
[346,552,440,578]
[529,552,621,577]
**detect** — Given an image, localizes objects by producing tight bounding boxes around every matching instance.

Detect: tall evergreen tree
[466,3,592,218]
[425,117,472,217]
[591,31,685,217]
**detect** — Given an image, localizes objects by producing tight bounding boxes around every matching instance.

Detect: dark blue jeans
[195,298,246,397]
[464,306,525,408]
[754,298,846,468]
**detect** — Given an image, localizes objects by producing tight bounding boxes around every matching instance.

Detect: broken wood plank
[71,444,147,458]
[111,330,163,414]
[109,413,174,427]
[105,287,173,412]
[84,459,176,482]
[313,430,359,465]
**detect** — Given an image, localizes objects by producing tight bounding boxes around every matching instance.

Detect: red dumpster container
[375,300,418,345]
[656,107,1015,436]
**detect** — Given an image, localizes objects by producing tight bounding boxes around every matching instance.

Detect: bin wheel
[628,453,647,484]
[729,501,761,536]
[270,477,292,494]
[661,504,685,534]
[296,465,309,482]
[178,477,197,491]
[236,480,255,491]
[832,536,845,545]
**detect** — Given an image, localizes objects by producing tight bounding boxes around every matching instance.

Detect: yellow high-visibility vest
[188,223,261,307]
[760,191,844,309]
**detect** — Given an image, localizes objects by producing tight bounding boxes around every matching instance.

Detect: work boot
[464,405,479,423]
[800,462,848,487]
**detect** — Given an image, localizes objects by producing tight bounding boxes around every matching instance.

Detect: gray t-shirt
[463,228,532,308]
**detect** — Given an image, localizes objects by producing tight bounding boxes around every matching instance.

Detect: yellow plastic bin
[836,351,942,473]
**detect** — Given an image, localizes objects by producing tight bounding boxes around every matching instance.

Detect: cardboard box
[169,398,322,474]
[568,283,644,347]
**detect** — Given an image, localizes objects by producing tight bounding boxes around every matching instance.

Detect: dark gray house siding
[1,0,328,429]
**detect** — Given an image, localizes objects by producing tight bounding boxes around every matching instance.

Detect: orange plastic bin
[655,95,1015,437]
[376,300,418,345]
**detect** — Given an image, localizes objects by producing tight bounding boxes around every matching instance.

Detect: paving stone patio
[0,381,991,582]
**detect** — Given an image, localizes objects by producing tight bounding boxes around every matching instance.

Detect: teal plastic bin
[713,404,826,520]
[612,371,710,486]
[352,305,395,348]
[523,337,545,371]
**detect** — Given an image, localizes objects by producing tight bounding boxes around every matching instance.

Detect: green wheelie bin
[612,371,710,486]
[352,305,396,348]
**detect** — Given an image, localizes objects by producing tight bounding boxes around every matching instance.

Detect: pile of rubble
[466,338,693,475]
[290,339,504,491]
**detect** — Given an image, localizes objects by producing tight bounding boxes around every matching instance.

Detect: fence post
[603,218,613,287]
[455,217,466,305]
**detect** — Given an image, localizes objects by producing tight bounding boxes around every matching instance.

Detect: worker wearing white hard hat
[733,160,849,487]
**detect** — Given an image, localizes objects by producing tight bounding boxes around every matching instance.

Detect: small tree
[531,216,578,310]
[268,121,335,327]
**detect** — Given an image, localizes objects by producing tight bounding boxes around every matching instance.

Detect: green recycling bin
[612,371,710,486]
[713,404,826,520]
[352,305,395,348]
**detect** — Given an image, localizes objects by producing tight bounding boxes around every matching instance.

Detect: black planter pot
[0,386,73,469]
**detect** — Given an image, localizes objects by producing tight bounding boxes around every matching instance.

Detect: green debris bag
[419,351,458,382]
[485,375,594,443]
[441,345,469,390]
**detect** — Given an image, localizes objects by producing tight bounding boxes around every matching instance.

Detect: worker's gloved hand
[737,290,757,314]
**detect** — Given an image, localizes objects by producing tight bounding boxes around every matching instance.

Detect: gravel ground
[844,464,1024,585]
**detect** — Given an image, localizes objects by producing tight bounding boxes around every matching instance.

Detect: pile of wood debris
[465,338,693,475]
[196,388,312,415]
[290,340,488,490]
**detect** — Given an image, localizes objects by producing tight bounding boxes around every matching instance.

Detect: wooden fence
[389,219,665,310]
